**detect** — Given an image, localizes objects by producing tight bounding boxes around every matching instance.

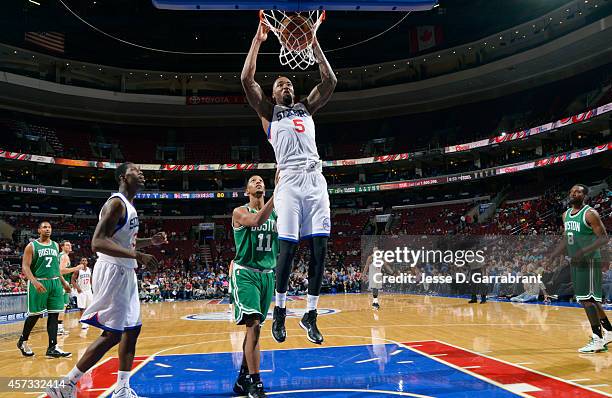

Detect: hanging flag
[409,26,443,53]
[25,32,65,53]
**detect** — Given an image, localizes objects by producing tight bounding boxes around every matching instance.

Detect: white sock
[373,297,379,304]
[67,366,84,384]
[306,294,319,312]
[115,371,130,390]
[276,292,287,309]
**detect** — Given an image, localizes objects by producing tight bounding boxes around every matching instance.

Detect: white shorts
[81,261,141,332]
[274,170,331,242]
[77,290,93,310]
[368,264,383,290]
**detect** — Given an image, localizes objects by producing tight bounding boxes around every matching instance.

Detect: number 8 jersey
[564,205,601,260]
[268,103,320,171]
[233,206,278,271]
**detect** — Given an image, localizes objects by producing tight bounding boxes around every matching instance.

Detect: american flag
[24,32,65,53]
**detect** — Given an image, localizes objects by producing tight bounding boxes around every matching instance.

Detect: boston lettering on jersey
[38,247,58,257]
[252,218,277,233]
[233,207,278,271]
[565,220,581,232]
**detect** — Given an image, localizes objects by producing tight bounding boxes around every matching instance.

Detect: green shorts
[27,278,65,316]
[571,257,602,302]
[230,263,274,325]
[64,292,70,306]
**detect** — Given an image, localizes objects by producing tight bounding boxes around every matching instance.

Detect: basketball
[279,15,314,52]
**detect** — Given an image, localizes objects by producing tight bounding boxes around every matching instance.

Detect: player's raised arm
[60,253,82,275]
[303,37,337,115]
[241,23,274,122]
[233,196,275,228]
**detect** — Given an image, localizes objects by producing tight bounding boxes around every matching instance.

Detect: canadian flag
[409,25,444,53]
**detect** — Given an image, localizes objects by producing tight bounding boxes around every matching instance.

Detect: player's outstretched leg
[112,327,141,397]
[578,299,607,353]
[299,236,327,345]
[46,331,122,398]
[236,315,266,398]
[233,336,249,394]
[17,314,39,357]
[272,240,297,343]
[46,312,71,358]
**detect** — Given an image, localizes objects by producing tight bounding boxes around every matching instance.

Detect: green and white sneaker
[578,334,607,353]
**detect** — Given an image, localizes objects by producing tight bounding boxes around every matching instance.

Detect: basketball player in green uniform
[231,175,276,398]
[58,241,84,335]
[17,221,73,358]
[551,184,611,353]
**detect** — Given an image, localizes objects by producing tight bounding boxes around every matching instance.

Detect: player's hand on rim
[151,232,168,246]
[256,21,269,42]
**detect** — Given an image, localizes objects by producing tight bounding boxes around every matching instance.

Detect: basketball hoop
[260,10,325,70]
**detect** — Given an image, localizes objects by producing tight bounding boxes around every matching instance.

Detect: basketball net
[260,10,325,70]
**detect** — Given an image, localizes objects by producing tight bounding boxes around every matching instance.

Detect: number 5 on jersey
[293,119,305,133]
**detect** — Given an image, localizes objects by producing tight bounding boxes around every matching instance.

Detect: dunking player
[17,221,72,358]
[58,241,84,335]
[550,184,611,353]
[231,175,276,398]
[242,22,336,344]
[47,163,167,398]
[71,257,93,330]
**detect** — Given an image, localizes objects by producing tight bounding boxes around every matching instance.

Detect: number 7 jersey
[31,240,61,278]
[233,206,278,271]
[268,103,320,171]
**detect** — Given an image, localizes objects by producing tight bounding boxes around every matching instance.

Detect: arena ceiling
[1,0,570,71]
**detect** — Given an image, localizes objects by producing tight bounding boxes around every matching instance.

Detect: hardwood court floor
[0,294,611,397]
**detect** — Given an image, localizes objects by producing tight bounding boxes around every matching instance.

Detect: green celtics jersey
[31,240,61,278]
[233,205,278,270]
[60,252,73,283]
[564,205,600,260]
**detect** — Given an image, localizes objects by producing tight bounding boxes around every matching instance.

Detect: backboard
[152,0,437,12]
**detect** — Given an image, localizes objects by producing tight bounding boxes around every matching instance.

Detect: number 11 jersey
[233,206,278,271]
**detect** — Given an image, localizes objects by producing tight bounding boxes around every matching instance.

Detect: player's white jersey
[96,192,139,268]
[77,268,92,292]
[268,103,320,171]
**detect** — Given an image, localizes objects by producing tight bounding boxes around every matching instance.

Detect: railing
[1,102,610,172]
[0,143,609,199]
